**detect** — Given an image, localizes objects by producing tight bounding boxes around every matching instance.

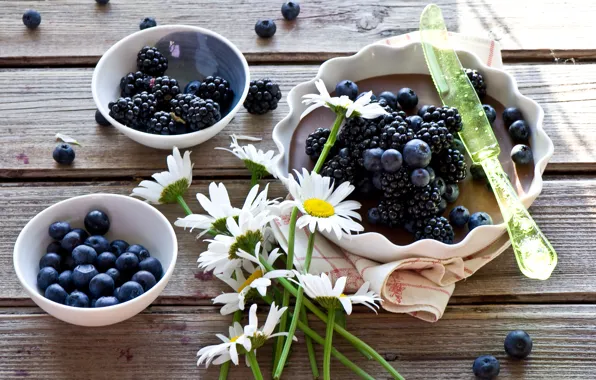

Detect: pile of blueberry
[38,210,163,308]
[473,330,533,379]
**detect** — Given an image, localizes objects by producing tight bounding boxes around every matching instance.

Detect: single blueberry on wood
[95,109,111,126]
[22,9,41,29]
[255,19,277,38]
[53,144,75,165]
[504,330,533,359]
[139,17,157,30]
[281,1,300,20]
[472,355,500,379]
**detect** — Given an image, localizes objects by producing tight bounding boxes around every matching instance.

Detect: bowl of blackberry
[93,25,250,150]
[273,42,553,262]
[13,194,177,326]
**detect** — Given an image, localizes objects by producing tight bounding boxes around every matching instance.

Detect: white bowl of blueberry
[92,25,251,150]
[13,194,177,327]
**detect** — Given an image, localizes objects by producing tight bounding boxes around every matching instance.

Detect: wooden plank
[1,178,596,306]
[1,0,595,65]
[0,304,595,379]
[1,63,596,179]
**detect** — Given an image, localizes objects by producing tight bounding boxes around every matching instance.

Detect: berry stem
[313,114,345,173]
[324,307,336,380]
[176,195,193,216]
[246,350,264,380]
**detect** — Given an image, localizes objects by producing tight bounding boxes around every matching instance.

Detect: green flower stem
[250,171,259,187]
[313,113,345,173]
[274,206,299,364]
[273,231,317,379]
[300,310,320,379]
[246,351,263,380]
[261,296,374,380]
[218,310,243,380]
[324,307,336,380]
[176,195,193,216]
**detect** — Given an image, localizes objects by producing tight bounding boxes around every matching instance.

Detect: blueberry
[378,91,398,110]
[113,287,120,298]
[139,17,157,30]
[473,355,500,379]
[58,270,75,292]
[444,183,460,203]
[45,284,68,304]
[403,139,432,168]
[367,208,380,225]
[131,270,157,291]
[380,149,403,173]
[508,120,530,142]
[449,206,470,228]
[410,168,430,187]
[96,252,118,272]
[95,109,111,126]
[95,296,120,308]
[335,80,359,101]
[91,299,97,307]
[357,92,376,102]
[433,177,447,196]
[372,172,383,190]
[72,245,97,266]
[71,228,89,241]
[426,167,436,183]
[110,240,129,256]
[61,256,75,271]
[437,198,448,214]
[255,19,277,38]
[96,0,110,4]
[503,107,523,127]
[53,143,75,165]
[116,252,140,273]
[417,104,430,117]
[46,241,65,254]
[452,138,465,153]
[139,257,164,280]
[22,9,41,29]
[468,212,493,231]
[184,80,201,95]
[511,144,532,165]
[105,268,121,286]
[89,273,115,299]
[39,254,61,273]
[504,330,533,359]
[48,221,71,240]
[72,264,99,290]
[363,148,384,172]
[406,115,423,132]
[483,104,496,124]
[126,244,150,261]
[281,1,301,20]
[66,290,90,308]
[470,164,486,181]
[84,235,110,254]
[396,88,418,110]
[118,281,145,302]
[84,210,110,235]
[37,267,59,291]
[61,230,84,253]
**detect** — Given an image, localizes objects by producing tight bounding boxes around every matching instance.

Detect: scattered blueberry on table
[472,355,500,379]
[95,0,110,4]
[139,17,157,30]
[53,144,75,165]
[37,210,164,308]
[95,109,111,126]
[281,1,301,20]
[255,19,277,38]
[22,9,41,29]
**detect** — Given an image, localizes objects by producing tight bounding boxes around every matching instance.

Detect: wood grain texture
[2,178,596,306]
[1,63,595,178]
[1,0,595,65]
[0,304,595,379]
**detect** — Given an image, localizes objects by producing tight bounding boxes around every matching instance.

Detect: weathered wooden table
[1,1,595,379]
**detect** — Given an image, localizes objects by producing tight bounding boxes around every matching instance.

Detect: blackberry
[379,167,412,199]
[338,117,382,167]
[415,121,453,154]
[465,68,487,98]
[137,46,168,76]
[147,111,177,135]
[414,216,454,244]
[243,78,282,114]
[433,148,467,183]
[120,71,152,97]
[378,112,415,151]
[197,76,234,110]
[420,105,463,134]
[377,198,408,227]
[107,98,131,124]
[185,98,222,131]
[170,93,197,121]
[150,76,181,107]
[320,148,356,186]
[108,91,156,129]
[406,184,442,220]
[305,128,330,160]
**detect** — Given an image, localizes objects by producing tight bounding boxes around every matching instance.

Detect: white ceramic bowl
[272,42,554,263]
[92,25,250,150]
[13,194,178,326]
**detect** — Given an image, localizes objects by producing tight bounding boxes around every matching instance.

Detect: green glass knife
[419,4,557,280]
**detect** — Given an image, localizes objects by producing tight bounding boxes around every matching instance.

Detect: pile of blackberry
[107,46,233,135]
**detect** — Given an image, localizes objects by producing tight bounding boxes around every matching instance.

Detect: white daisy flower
[198,211,278,274]
[213,243,293,315]
[196,322,252,367]
[174,183,277,237]
[244,303,297,351]
[216,134,280,180]
[282,169,363,239]
[292,272,382,315]
[301,79,388,119]
[130,147,193,204]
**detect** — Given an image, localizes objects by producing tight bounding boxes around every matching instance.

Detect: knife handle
[481,156,557,280]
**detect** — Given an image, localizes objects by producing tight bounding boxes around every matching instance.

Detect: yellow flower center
[230,335,241,343]
[304,198,335,218]
[237,270,264,293]
[340,294,346,298]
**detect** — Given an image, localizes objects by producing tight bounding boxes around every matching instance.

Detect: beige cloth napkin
[271,33,509,322]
